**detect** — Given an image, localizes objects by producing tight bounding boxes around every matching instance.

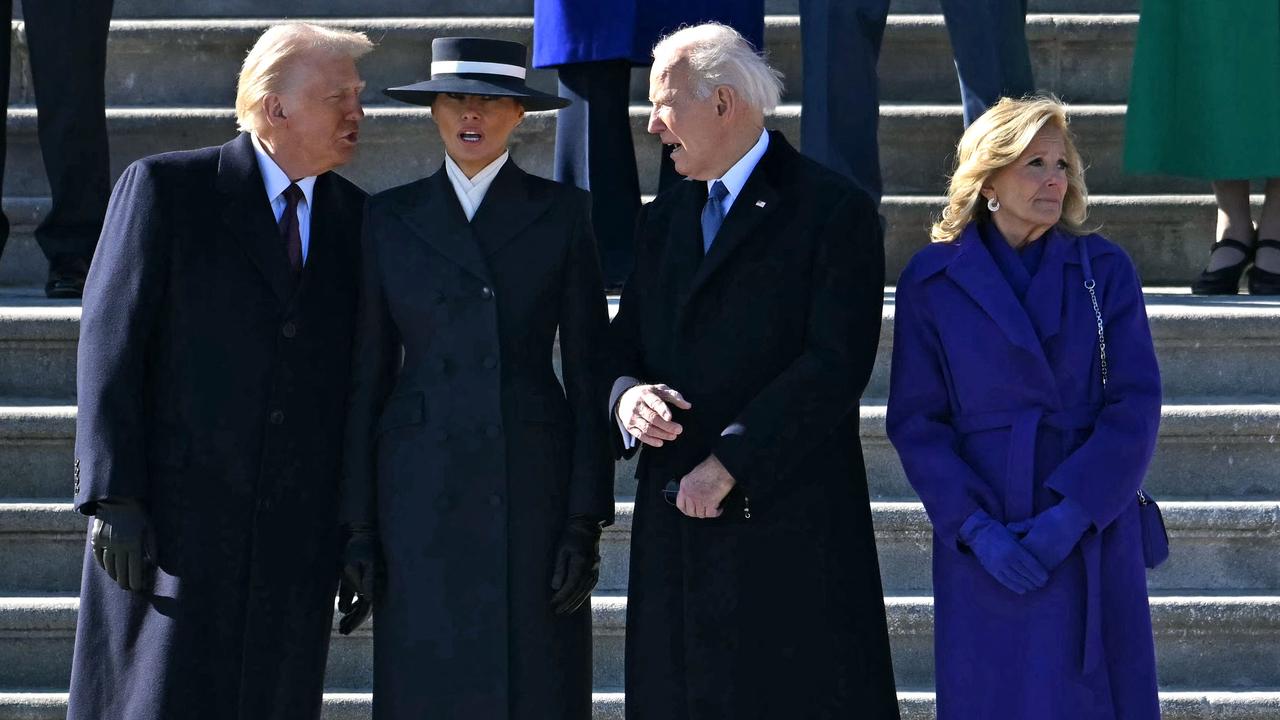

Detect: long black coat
[68,133,366,720]
[342,158,614,720]
[610,132,900,719]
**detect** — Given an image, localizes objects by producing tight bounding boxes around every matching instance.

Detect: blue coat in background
[532,0,765,67]
[887,224,1162,719]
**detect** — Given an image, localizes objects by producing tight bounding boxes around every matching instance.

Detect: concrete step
[4,286,1279,401]
[0,193,1252,288]
[0,104,1211,203]
[0,691,1274,720]
[4,399,1279,503]
[0,593,1275,691]
[5,15,1135,108]
[17,0,1140,19]
[4,499,1275,595]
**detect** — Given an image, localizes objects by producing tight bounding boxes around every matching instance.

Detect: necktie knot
[701,181,729,254]
[283,183,305,209]
[709,180,728,203]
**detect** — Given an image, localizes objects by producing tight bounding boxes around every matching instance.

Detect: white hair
[652,22,784,114]
[235,23,374,135]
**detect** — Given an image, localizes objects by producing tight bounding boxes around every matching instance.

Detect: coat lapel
[294,171,347,303]
[1024,228,1073,341]
[683,134,783,307]
[944,223,1044,355]
[388,169,493,284]
[216,133,296,306]
[663,181,709,312]
[469,159,553,258]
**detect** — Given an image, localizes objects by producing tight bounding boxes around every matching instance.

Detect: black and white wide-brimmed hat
[384,37,570,111]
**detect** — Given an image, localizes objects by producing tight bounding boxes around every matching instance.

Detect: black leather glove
[338,523,378,635]
[550,515,603,616]
[91,498,154,593]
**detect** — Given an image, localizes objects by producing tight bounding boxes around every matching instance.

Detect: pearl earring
[987,197,1000,212]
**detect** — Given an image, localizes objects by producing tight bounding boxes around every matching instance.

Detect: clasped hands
[617,383,735,518]
[961,499,1093,595]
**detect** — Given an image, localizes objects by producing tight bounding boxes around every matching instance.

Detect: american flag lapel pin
[755,200,767,208]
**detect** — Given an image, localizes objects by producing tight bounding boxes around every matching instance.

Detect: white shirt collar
[251,134,316,208]
[707,128,770,210]
[444,150,510,221]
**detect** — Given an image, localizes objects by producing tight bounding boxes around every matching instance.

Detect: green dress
[1124,1,1280,179]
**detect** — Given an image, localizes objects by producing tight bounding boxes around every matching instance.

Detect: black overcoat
[610,132,900,719]
[68,133,366,720]
[342,158,614,720]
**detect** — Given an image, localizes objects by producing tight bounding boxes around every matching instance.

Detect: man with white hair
[608,23,900,718]
[66,23,371,720]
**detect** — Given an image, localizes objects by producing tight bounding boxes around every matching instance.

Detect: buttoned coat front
[68,133,367,720]
[342,159,614,720]
[887,223,1162,719]
[610,132,900,719]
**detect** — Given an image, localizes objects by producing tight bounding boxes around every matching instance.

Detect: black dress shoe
[46,258,89,299]
[1247,239,1280,295]
[1191,237,1254,295]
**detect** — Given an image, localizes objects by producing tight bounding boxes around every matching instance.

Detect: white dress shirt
[706,127,770,217]
[251,135,316,265]
[614,128,771,448]
[445,150,510,221]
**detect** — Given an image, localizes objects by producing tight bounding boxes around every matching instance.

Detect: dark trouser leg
[799,0,890,203]
[23,0,113,270]
[940,0,1034,127]
[554,60,640,289]
[0,0,13,259]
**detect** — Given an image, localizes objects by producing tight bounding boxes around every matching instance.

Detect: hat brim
[384,76,570,111]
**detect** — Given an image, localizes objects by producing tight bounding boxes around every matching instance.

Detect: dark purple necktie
[280,183,304,273]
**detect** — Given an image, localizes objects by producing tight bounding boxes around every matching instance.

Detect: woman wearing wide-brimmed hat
[337,37,614,720]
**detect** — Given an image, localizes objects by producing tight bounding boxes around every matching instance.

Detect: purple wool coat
[886,223,1162,719]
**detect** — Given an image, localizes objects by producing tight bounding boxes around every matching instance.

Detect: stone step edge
[5,402,1278,439]
[3,500,1276,540]
[7,298,1280,341]
[0,103,1127,119]
[10,13,1140,32]
[0,690,1275,720]
[2,595,1277,635]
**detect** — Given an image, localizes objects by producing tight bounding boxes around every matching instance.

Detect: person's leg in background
[941,0,1034,126]
[0,0,15,263]
[798,0,890,204]
[554,59,641,289]
[23,0,114,298]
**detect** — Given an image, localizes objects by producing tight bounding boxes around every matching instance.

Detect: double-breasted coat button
[480,286,494,300]
[269,410,285,425]
[482,356,497,369]
[282,322,297,338]
[436,358,448,373]
[488,494,503,507]
[485,425,500,439]
[437,429,450,441]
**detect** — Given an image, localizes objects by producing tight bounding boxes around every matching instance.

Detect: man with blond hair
[609,23,899,718]
[66,23,372,720]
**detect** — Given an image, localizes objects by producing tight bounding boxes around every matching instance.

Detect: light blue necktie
[701,180,729,254]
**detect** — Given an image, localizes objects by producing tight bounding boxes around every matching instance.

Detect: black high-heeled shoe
[1191,238,1254,295]
[1246,239,1280,295]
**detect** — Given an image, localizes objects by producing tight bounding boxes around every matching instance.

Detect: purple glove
[1009,498,1093,572]
[960,510,1049,594]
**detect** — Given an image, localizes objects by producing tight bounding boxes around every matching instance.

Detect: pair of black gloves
[336,515,604,634]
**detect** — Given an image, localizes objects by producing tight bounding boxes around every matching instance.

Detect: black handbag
[1079,238,1169,569]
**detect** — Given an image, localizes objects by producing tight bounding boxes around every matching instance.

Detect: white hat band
[431,60,527,80]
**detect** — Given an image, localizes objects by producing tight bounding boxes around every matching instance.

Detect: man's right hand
[338,524,379,635]
[616,383,692,447]
[91,498,154,593]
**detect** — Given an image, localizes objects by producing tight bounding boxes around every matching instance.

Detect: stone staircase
[1,0,1278,717]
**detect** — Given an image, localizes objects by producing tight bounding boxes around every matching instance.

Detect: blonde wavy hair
[235,23,374,135]
[930,96,1089,244]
